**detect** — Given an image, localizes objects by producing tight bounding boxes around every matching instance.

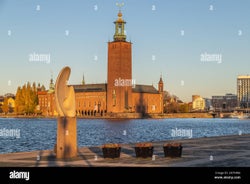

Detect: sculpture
[54,66,77,159]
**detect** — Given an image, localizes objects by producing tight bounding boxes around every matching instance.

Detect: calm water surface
[0,118,249,154]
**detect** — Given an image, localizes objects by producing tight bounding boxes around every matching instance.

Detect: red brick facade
[132,92,162,114]
[37,11,163,117]
[107,41,132,113]
[75,91,106,116]
[38,86,163,116]
[37,91,56,116]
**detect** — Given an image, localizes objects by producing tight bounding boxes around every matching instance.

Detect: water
[0,118,250,154]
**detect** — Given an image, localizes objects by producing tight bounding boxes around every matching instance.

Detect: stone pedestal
[56,117,77,159]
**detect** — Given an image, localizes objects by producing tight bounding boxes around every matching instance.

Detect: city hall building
[38,10,164,117]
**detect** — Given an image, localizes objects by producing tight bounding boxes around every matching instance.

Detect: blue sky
[0,0,249,102]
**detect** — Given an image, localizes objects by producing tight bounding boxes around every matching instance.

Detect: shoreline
[0,112,214,119]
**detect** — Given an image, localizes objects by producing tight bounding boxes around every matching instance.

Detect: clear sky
[0,0,249,102]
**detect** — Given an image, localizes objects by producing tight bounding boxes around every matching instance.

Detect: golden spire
[113,2,126,41]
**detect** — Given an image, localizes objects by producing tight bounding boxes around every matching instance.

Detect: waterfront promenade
[0,134,249,167]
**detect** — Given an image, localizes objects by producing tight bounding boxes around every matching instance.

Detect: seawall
[0,113,214,119]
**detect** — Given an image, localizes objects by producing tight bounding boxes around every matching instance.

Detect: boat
[229,112,250,119]
[238,114,250,119]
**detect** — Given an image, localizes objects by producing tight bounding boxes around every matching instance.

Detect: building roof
[237,75,250,79]
[71,84,159,94]
[132,85,159,94]
[37,91,48,95]
[72,84,107,93]
[4,93,15,98]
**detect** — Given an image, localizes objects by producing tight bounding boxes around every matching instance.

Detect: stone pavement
[0,134,249,167]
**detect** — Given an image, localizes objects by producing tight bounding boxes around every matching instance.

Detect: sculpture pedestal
[56,117,77,159]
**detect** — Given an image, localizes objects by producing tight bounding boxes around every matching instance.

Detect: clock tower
[107,9,132,113]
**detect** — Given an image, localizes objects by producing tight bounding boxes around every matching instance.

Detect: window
[112,90,116,106]
[125,90,128,109]
[118,24,122,34]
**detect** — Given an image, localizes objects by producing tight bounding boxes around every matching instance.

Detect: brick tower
[107,10,132,113]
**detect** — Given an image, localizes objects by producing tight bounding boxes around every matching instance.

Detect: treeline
[15,82,45,115]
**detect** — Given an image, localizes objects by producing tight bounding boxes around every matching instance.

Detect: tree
[15,82,42,115]
[32,82,36,92]
[2,97,9,114]
[167,102,179,113]
[179,103,189,113]
[15,87,23,114]
[163,91,183,113]
[41,85,46,91]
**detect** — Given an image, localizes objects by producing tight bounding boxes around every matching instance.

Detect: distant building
[0,96,4,112]
[192,95,205,111]
[237,75,250,108]
[0,96,3,105]
[211,93,237,111]
[37,91,57,116]
[37,10,163,117]
[7,97,15,109]
[37,78,57,116]
[4,93,15,98]
[0,94,15,113]
[204,98,212,111]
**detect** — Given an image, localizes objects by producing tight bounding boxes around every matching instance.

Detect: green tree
[2,97,9,114]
